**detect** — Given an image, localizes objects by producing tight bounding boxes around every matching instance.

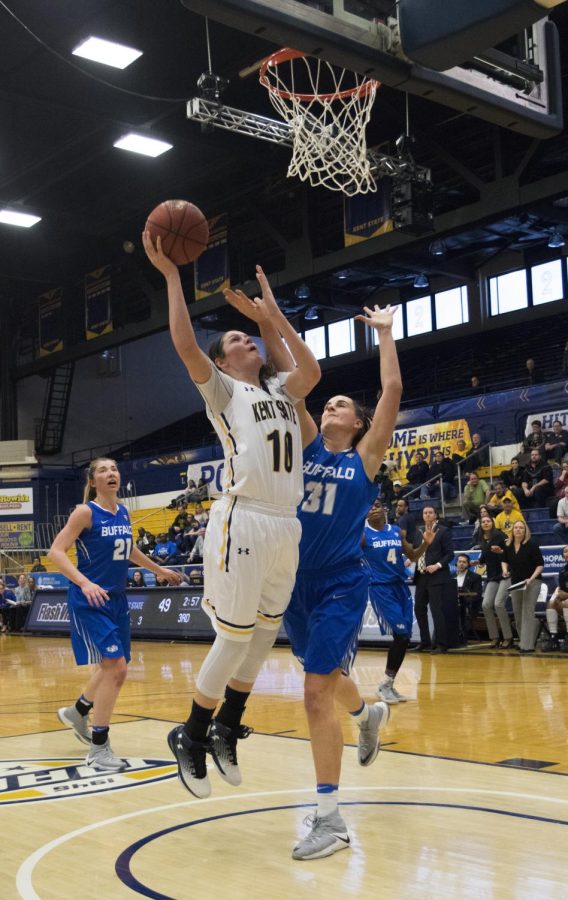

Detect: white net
[260,50,379,197]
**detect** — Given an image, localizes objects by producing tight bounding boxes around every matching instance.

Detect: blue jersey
[297,434,377,570]
[363,522,408,584]
[76,501,133,593]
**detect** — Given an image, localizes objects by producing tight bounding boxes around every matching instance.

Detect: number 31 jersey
[75,501,133,593]
[297,434,378,570]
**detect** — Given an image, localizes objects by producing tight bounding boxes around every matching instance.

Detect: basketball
[145,200,209,265]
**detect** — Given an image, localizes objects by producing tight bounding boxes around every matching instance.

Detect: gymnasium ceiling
[2,0,568,335]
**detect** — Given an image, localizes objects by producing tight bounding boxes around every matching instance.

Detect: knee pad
[196,635,250,700]
[232,627,278,684]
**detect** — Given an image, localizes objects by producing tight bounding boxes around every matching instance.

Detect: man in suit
[454,553,483,643]
[413,506,458,653]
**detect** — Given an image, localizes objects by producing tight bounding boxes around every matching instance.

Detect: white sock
[316,786,338,817]
[382,675,394,687]
[546,608,559,633]
[350,701,369,724]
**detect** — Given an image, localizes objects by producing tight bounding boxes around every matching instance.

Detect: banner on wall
[85,266,113,340]
[0,521,34,550]
[187,460,224,497]
[194,213,229,300]
[385,419,472,483]
[38,287,63,357]
[343,180,393,247]
[525,409,568,434]
[0,488,34,516]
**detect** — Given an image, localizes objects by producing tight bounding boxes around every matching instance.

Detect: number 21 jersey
[297,434,378,570]
[75,501,133,593]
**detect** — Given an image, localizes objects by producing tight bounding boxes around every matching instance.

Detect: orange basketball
[145,200,209,265]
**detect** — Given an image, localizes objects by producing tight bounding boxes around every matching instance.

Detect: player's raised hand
[157,567,183,586]
[356,304,399,332]
[81,581,110,608]
[142,230,178,278]
[223,265,279,324]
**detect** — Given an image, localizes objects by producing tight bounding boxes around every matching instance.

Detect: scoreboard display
[26,587,217,641]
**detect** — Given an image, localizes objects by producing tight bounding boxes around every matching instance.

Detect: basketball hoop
[259,49,380,196]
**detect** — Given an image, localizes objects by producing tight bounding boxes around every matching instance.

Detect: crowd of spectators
[134,501,210,568]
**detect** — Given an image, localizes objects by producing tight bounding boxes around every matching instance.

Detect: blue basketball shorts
[284,564,369,675]
[67,586,131,665]
[369,580,413,637]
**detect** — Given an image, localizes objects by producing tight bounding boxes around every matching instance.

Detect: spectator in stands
[462,433,490,473]
[470,504,492,547]
[184,567,204,587]
[197,477,209,501]
[394,497,419,547]
[128,570,146,588]
[470,375,480,392]
[501,457,526,504]
[405,450,429,495]
[27,574,36,596]
[462,472,490,524]
[452,438,468,466]
[152,533,178,565]
[170,509,189,542]
[136,527,151,552]
[193,503,209,526]
[11,573,33,632]
[374,463,394,508]
[544,419,568,464]
[420,450,457,502]
[476,514,513,649]
[486,480,519,517]
[544,545,568,651]
[30,556,46,573]
[189,527,206,563]
[550,461,568,518]
[553,485,568,542]
[144,532,157,555]
[502,521,544,653]
[521,448,553,508]
[525,358,542,385]
[454,554,482,644]
[185,479,201,502]
[495,497,526,541]
[0,577,17,633]
[520,420,546,464]
[391,481,406,509]
[413,506,459,653]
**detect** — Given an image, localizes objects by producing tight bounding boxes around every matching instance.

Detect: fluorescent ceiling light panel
[0,210,41,228]
[113,133,173,157]
[72,36,142,69]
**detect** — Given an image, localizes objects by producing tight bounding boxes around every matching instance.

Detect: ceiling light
[413,273,429,289]
[0,209,41,228]
[113,133,173,157]
[295,282,311,300]
[548,230,565,249]
[334,270,349,280]
[304,306,319,320]
[429,239,446,256]
[72,36,143,69]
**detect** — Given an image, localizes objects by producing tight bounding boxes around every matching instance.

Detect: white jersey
[196,361,303,512]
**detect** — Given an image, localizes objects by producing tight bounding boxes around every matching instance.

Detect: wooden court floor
[2,634,568,899]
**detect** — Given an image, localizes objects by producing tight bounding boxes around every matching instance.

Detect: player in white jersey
[143,231,320,798]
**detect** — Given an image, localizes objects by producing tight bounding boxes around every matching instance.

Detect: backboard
[180,0,564,137]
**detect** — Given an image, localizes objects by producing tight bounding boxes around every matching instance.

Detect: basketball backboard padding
[398,0,552,71]
[181,0,563,136]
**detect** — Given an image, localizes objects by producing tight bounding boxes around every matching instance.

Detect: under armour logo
[238,547,250,555]
[243,386,255,392]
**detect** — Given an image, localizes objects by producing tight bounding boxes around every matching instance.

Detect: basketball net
[260,49,380,196]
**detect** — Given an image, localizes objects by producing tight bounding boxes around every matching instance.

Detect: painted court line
[16,785,568,899]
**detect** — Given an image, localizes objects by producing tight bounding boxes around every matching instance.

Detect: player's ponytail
[352,400,372,447]
[83,457,117,503]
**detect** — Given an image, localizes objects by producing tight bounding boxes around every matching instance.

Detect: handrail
[402,473,446,518]
[455,442,494,506]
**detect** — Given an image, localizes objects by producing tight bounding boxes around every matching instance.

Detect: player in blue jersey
[258,302,402,860]
[49,457,181,772]
[363,498,434,704]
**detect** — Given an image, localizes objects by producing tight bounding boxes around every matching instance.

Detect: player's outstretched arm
[48,506,110,607]
[223,265,321,398]
[355,305,402,480]
[129,545,182,585]
[142,230,211,384]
